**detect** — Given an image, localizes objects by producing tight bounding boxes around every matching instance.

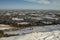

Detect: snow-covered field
[0,25,60,40]
[0,24,14,30]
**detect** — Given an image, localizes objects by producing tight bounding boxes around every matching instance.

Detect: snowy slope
[0,25,60,40]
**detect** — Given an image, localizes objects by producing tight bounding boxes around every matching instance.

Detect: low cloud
[24,0,60,4]
[24,0,51,4]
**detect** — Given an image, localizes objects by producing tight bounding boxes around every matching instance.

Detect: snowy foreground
[0,25,60,40]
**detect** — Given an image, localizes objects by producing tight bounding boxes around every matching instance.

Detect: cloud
[24,0,51,4]
[23,0,60,10]
[24,0,60,4]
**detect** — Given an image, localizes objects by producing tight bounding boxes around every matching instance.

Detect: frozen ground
[0,25,60,40]
[0,24,14,30]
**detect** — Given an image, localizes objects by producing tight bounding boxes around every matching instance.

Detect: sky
[0,0,60,10]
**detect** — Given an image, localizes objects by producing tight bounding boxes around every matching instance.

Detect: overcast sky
[0,0,60,10]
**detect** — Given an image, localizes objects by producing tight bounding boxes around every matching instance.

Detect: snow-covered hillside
[0,25,60,40]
